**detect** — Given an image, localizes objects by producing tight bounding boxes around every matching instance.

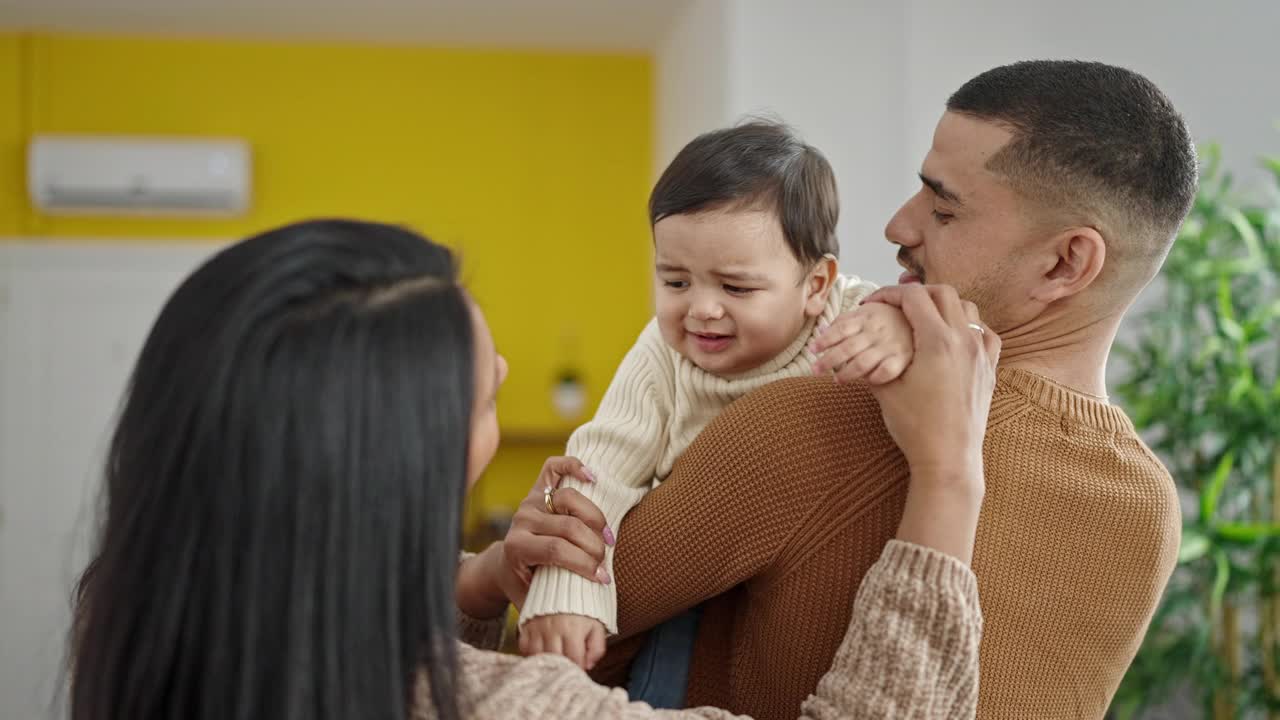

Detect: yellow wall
[2,32,655,533]
[1,34,23,235]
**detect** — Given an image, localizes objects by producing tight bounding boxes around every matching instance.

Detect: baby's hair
[649,118,839,265]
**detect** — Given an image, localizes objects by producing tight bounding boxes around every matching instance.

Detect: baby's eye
[724,284,755,295]
[663,280,688,289]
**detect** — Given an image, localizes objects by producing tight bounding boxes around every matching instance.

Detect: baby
[517,121,913,676]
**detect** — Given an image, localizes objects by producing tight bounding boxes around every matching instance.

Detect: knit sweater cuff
[876,539,980,607]
[457,608,507,651]
[517,558,619,634]
[516,477,644,635]
[456,551,508,650]
[804,539,982,718]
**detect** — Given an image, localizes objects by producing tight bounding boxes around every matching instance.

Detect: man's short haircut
[948,60,1198,283]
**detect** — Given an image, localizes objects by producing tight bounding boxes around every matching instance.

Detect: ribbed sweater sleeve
[519,319,675,633]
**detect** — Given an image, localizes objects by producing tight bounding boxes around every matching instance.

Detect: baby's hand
[519,613,607,671]
[810,302,915,385]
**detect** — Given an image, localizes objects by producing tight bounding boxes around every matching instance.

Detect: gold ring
[544,485,558,514]
[966,322,985,335]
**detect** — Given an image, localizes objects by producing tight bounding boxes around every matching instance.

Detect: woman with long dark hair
[69,219,998,719]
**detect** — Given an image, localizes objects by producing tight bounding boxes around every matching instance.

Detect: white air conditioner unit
[27,135,252,216]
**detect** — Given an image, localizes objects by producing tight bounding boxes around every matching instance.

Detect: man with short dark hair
[593,60,1196,719]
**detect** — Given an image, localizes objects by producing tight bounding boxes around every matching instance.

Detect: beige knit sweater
[520,274,876,633]
[427,541,981,719]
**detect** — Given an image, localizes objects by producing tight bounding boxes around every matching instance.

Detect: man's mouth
[897,250,925,284]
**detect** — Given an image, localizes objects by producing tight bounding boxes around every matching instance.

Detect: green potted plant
[1111,145,1280,718]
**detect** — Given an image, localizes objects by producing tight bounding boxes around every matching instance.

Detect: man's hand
[519,613,608,671]
[862,284,999,474]
[862,283,1001,565]
[810,302,915,385]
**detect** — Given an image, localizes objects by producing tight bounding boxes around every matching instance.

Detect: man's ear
[1030,227,1106,303]
[804,254,839,317]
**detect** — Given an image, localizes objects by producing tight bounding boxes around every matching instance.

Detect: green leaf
[1209,549,1231,621]
[1225,207,1265,261]
[1112,139,1280,712]
[1220,316,1246,344]
[1179,527,1212,562]
[1214,522,1280,543]
[1216,273,1236,321]
[1194,335,1226,363]
[1200,450,1235,524]
[1202,142,1222,184]
[1227,374,1253,405]
[1263,155,1280,185]
[1243,299,1280,336]
[1110,695,1140,720]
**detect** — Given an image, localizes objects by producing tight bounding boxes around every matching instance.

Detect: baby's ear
[804,255,839,317]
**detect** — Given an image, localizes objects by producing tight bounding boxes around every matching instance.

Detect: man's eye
[931,210,954,224]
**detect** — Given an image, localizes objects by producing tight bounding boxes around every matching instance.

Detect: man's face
[885,111,1047,332]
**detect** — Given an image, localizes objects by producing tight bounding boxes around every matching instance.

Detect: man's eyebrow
[918,173,965,206]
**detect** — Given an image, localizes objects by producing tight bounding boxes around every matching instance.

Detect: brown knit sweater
[591,369,1181,720]
[426,541,981,718]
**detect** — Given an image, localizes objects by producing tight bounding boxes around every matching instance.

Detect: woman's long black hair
[70,219,472,720]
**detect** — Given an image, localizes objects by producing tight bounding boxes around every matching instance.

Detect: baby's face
[653,207,818,375]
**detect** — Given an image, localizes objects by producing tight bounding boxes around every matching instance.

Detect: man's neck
[996,307,1122,400]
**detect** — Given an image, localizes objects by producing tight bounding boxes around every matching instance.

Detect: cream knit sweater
[520,274,876,633]
[432,541,982,719]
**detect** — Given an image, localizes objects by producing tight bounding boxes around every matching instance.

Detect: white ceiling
[0,0,689,51]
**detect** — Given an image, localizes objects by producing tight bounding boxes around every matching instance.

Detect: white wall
[654,0,733,171]
[655,0,1280,287]
[0,242,223,720]
[901,0,1280,201]
[655,0,911,285]
[726,0,909,285]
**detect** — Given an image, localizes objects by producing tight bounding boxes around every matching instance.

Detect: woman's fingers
[510,531,606,583]
[539,455,597,488]
[534,509,607,565]
[545,487,610,539]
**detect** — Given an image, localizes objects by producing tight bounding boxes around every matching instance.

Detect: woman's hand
[457,457,613,618]
[863,284,1001,564]
[499,456,614,607]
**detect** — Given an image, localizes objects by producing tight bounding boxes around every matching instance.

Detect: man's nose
[885,193,924,249]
